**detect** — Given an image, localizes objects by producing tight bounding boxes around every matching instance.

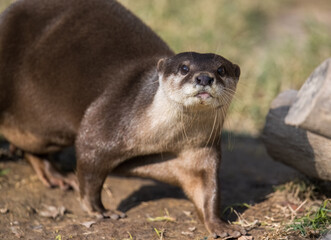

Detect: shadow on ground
[0,132,301,212]
[107,132,301,218]
[0,132,302,240]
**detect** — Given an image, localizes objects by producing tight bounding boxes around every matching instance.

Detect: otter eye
[180,65,189,75]
[217,66,226,77]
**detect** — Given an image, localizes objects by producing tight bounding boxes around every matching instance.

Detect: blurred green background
[1,0,331,135]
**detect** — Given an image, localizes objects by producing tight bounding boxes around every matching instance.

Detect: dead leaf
[10,226,24,238]
[147,216,176,222]
[183,211,192,216]
[0,207,8,214]
[238,236,253,240]
[38,205,66,219]
[181,231,194,237]
[81,221,96,228]
[188,227,196,232]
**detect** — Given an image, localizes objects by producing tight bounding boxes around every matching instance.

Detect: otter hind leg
[24,152,79,191]
[1,126,78,190]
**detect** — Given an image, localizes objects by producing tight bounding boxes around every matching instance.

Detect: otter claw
[110,213,120,220]
[100,210,126,220]
[240,228,247,235]
[218,232,228,238]
[208,219,246,239]
[232,230,241,238]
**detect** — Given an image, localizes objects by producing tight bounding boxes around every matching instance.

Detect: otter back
[0,0,244,237]
[0,0,173,152]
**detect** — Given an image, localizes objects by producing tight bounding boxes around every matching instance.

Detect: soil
[1,1,331,239]
[0,134,310,240]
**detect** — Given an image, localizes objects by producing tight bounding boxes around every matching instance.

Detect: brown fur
[0,0,244,237]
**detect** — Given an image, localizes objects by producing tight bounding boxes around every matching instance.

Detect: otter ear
[233,64,240,79]
[157,58,166,72]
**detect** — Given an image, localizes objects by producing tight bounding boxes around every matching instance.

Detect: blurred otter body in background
[0,0,243,238]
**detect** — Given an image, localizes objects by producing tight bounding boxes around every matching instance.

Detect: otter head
[157,52,240,110]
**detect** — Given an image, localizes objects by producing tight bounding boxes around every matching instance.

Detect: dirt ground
[1,1,331,239]
[2,134,323,240]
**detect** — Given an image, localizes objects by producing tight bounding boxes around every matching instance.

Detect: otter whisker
[147,80,160,86]
[223,89,236,96]
[210,109,221,148]
[180,111,189,142]
[205,109,218,148]
[223,89,237,97]
[217,105,228,145]
[219,94,232,108]
[222,90,237,104]
[223,92,242,110]
[223,88,240,100]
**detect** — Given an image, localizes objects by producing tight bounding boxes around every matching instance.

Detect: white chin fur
[159,74,232,109]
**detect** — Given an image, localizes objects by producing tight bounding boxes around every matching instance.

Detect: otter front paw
[206,219,246,239]
[83,207,126,220]
[99,210,127,220]
[80,197,126,220]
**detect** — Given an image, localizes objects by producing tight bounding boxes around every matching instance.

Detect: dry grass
[0,2,330,238]
[1,0,331,134]
[0,0,12,12]
[287,199,330,237]
[237,179,331,239]
[119,0,331,134]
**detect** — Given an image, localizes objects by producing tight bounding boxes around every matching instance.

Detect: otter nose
[195,75,214,86]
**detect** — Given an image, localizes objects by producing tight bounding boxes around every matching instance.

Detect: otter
[0,0,244,238]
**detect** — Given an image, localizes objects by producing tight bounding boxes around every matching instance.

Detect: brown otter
[0,0,243,238]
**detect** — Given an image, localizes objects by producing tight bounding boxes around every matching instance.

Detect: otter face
[157,52,240,109]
